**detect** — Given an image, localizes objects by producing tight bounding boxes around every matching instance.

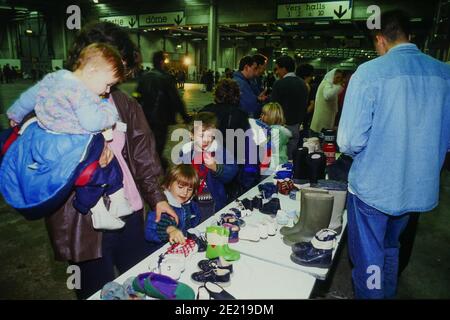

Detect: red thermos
[323,142,336,166]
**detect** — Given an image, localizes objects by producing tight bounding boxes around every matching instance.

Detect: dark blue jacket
[145,190,201,243]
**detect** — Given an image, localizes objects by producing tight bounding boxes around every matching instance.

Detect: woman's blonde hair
[162,164,200,195]
[262,102,286,125]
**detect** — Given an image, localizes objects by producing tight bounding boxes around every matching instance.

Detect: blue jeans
[347,193,410,299]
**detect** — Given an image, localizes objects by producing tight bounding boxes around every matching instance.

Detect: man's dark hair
[375,9,411,43]
[275,55,295,72]
[252,53,268,67]
[238,56,255,71]
[66,21,141,79]
[153,51,165,71]
[296,64,314,79]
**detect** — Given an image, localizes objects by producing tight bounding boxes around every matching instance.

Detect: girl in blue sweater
[145,164,201,244]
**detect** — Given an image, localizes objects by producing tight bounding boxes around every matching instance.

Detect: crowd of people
[1,9,449,300]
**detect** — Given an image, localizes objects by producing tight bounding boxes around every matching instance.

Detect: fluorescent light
[93,0,99,3]
[314,21,329,25]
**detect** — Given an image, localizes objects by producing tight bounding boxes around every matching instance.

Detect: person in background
[259,102,292,175]
[337,9,450,299]
[271,55,308,160]
[233,56,267,118]
[296,63,315,140]
[136,51,191,172]
[251,53,268,97]
[310,68,344,136]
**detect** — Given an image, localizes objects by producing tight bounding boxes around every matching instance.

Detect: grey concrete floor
[0,80,449,299]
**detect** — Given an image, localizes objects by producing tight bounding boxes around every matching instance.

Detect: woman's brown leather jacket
[45,90,166,263]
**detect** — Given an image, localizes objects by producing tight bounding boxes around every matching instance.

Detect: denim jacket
[233,71,262,117]
[337,43,450,215]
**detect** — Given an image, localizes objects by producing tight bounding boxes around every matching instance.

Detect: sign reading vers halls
[139,11,185,27]
[277,1,352,20]
[99,16,138,29]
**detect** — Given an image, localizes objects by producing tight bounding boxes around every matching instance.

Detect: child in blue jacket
[178,112,238,218]
[145,164,201,244]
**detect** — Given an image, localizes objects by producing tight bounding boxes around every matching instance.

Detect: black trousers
[72,212,161,299]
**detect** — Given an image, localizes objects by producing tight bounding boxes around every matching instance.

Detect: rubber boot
[327,189,347,234]
[280,187,328,236]
[283,193,333,246]
[220,227,240,261]
[206,226,240,261]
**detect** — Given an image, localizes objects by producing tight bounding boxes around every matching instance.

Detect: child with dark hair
[179,112,238,218]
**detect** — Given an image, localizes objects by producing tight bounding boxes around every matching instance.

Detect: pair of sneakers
[149,253,187,280]
[91,188,134,230]
[192,256,234,287]
[239,217,277,242]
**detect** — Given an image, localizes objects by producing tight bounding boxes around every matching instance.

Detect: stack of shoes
[149,253,186,280]
[276,178,298,195]
[206,226,240,261]
[219,213,246,228]
[274,163,294,180]
[100,281,130,300]
[197,282,236,300]
[283,192,333,246]
[317,180,348,234]
[290,229,338,269]
[260,197,281,215]
[276,209,290,226]
[187,228,207,252]
[238,224,261,242]
[165,238,198,259]
[192,256,234,287]
[221,223,240,243]
[258,182,278,199]
[251,196,263,210]
[239,217,277,241]
[132,272,195,300]
[230,207,252,218]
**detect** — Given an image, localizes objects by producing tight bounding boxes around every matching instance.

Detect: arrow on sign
[174,14,184,25]
[334,5,348,19]
[129,18,137,28]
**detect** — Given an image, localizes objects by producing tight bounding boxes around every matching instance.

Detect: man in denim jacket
[337,10,450,299]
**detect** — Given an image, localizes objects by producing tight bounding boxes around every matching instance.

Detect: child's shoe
[109,188,133,218]
[91,199,125,230]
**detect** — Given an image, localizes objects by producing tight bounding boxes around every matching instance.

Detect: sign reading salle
[139,11,185,27]
[99,15,138,29]
[277,1,352,20]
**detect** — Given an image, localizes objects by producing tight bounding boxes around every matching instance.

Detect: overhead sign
[99,15,138,29]
[139,11,185,27]
[277,1,352,20]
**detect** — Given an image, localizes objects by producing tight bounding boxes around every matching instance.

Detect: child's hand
[167,226,185,244]
[203,153,217,172]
